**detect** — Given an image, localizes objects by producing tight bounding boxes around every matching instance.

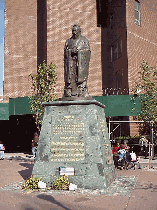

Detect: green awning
[0,103,9,120]
[9,97,33,116]
[8,95,141,117]
[92,95,141,117]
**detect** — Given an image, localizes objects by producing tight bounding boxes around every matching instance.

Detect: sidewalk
[3,153,157,163]
[0,154,157,209]
[4,153,34,160]
[3,153,157,171]
[138,156,157,163]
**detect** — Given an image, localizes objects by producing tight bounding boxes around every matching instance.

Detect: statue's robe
[64,35,91,96]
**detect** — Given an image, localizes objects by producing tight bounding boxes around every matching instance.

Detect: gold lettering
[63,115,75,121]
[51,140,84,161]
[52,123,84,135]
[51,122,85,161]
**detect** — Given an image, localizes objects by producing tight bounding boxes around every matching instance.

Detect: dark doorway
[6,115,37,153]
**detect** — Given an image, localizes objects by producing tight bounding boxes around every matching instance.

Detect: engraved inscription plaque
[51,115,85,161]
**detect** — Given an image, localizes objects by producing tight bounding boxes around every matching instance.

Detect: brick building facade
[4,0,103,103]
[4,0,37,102]
[127,0,157,136]
[127,0,157,91]
[3,0,157,137]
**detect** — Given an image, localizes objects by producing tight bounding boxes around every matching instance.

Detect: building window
[116,42,118,59]
[116,80,119,89]
[111,46,113,62]
[135,1,140,26]
[111,39,122,62]
[118,40,122,58]
[110,13,114,29]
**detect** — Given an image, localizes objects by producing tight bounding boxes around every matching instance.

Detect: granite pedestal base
[32,100,116,190]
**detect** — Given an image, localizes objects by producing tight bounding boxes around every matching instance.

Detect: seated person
[112,142,120,154]
[124,141,130,162]
[118,144,126,170]
[112,142,120,168]
[0,141,5,160]
[118,144,126,161]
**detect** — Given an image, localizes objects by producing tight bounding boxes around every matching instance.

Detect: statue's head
[72,24,81,39]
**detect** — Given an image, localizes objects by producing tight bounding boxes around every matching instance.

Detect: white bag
[69,183,77,191]
[38,181,46,189]
[130,152,136,161]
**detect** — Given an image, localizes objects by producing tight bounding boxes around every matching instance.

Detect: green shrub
[115,136,142,140]
[22,175,42,191]
[52,175,70,190]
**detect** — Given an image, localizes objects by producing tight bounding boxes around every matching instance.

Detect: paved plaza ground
[0,153,157,210]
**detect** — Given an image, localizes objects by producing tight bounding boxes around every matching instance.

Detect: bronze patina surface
[63,24,91,100]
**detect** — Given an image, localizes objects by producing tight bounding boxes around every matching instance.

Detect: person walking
[140,136,148,159]
[0,141,5,160]
[32,132,39,158]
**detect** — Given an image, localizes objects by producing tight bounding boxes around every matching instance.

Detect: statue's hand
[72,47,78,54]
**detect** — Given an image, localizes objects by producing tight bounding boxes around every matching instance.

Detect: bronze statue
[63,24,91,99]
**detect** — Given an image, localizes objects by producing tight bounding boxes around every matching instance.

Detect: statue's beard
[73,34,79,39]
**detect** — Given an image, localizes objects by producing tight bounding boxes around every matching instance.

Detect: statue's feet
[64,88,71,97]
[78,87,89,97]
[71,90,78,96]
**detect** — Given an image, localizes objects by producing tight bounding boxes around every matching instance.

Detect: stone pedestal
[32,100,116,190]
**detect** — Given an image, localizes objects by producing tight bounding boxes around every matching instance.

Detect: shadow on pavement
[135,182,157,191]
[73,197,90,202]
[19,162,34,168]
[8,156,34,162]
[37,194,71,210]
[18,162,34,180]
[24,207,35,210]
[22,205,58,210]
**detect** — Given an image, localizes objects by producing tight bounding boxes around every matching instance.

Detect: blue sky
[0,0,4,96]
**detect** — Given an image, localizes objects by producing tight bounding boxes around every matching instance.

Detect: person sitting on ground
[0,141,5,160]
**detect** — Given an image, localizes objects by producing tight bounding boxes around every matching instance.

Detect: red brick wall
[3,0,157,104]
[127,0,157,136]
[4,0,37,103]
[47,0,102,98]
[129,116,140,136]
[4,0,102,102]
[126,0,157,92]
